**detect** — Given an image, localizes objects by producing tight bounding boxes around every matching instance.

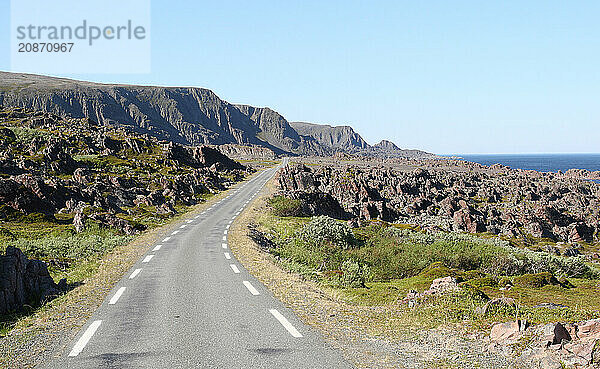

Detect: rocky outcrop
[163,143,244,170]
[403,276,461,306]
[214,144,277,160]
[275,162,600,246]
[276,164,396,221]
[0,246,64,315]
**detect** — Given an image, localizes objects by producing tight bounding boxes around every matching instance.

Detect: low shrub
[461,276,498,289]
[297,216,355,250]
[267,196,304,217]
[6,222,132,261]
[341,260,370,288]
[513,272,560,288]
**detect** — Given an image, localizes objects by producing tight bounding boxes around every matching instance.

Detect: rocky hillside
[0,106,248,235]
[0,71,434,158]
[275,160,600,255]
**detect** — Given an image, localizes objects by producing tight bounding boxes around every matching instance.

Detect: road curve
[44,159,353,369]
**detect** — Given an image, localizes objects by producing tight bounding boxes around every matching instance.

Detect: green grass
[258,207,600,330]
[7,126,51,143]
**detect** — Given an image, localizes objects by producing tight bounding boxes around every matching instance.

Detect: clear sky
[1,1,598,154]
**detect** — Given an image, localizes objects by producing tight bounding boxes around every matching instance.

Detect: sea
[457,154,600,183]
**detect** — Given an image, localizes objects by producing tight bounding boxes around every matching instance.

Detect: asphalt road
[44,159,353,369]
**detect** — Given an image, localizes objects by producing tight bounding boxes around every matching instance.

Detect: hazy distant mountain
[0,71,435,158]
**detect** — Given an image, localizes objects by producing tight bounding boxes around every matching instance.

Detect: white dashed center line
[230,264,240,274]
[142,255,154,263]
[224,252,231,259]
[68,320,102,357]
[109,287,126,305]
[172,230,179,235]
[269,309,303,337]
[152,244,162,251]
[187,219,193,223]
[180,225,186,229]
[129,268,142,279]
[162,237,171,242]
[243,281,260,295]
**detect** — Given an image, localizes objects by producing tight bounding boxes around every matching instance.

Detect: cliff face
[291,122,436,159]
[0,71,435,158]
[235,105,328,156]
[290,121,369,153]
[0,72,261,147]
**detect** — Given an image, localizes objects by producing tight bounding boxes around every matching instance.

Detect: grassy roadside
[230,181,490,368]
[0,170,264,369]
[228,179,600,368]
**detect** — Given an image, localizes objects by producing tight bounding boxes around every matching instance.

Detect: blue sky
[1,1,599,154]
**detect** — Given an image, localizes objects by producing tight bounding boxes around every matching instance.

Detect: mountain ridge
[0,71,435,158]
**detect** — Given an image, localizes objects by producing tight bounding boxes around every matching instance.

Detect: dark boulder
[0,246,63,315]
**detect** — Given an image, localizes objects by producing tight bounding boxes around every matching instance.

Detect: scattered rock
[490,320,525,343]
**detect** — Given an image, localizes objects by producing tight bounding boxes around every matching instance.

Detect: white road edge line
[162,237,171,242]
[269,309,303,338]
[222,236,227,241]
[172,230,179,235]
[180,225,186,229]
[187,219,193,223]
[224,230,228,235]
[222,243,228,249]
[224,252,231,259]
[152,245,162,251]
[109,287,126,305]
[226,224,230,229]
[129,268,142,279]
[68,320,102,357]
[230,264,240,274]
[142,255,154,263]
[243,281,260,295]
